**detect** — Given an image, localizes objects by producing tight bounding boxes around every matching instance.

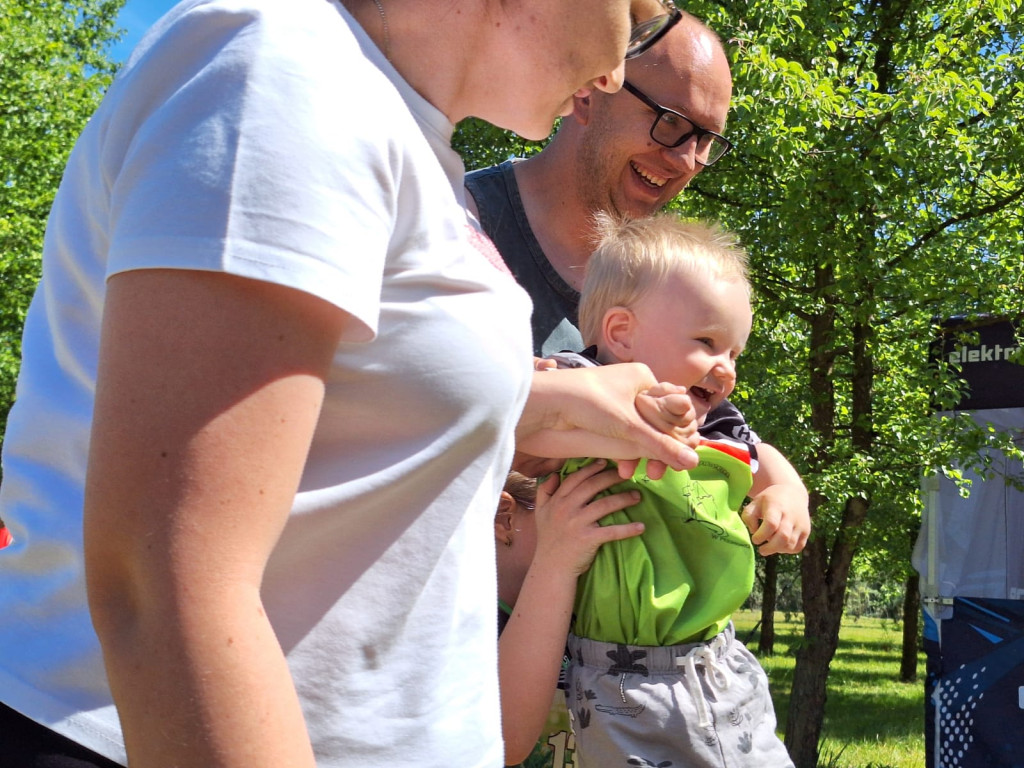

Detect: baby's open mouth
[689,385,713,403]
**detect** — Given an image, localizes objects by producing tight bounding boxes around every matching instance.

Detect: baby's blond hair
[578,213,751,347]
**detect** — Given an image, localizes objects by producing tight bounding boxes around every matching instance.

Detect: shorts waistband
[568,623,735,673]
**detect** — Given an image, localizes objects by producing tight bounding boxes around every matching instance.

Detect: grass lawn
[732,610,927,768]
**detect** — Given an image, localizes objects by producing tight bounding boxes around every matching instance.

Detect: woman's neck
[340,0,481,124]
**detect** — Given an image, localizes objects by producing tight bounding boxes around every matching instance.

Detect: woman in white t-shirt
[0,0,697,766]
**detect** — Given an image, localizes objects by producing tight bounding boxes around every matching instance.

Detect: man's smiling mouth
[630,161,667,188]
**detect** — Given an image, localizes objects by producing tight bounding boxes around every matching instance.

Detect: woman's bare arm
[84,269,347,768]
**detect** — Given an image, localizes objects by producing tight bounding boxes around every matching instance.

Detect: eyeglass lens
[651,115,729,165]
[625,1,680,59]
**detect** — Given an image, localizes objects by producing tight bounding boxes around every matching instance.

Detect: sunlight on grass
[733,610,927,768]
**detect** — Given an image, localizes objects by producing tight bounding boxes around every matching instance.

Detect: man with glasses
[469,11,806,766]
[467,6,731,359]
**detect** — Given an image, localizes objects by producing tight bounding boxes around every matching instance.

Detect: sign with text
[932,316,1024,410]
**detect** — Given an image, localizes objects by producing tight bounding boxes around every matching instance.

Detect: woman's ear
[494,492,515,544]
[601,306,637,363]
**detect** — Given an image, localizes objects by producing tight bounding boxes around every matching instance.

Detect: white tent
[912,317,1024,768]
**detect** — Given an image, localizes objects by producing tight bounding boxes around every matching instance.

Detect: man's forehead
[624,24,732,129]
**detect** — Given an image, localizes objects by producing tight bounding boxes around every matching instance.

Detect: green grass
[732,610,927,768]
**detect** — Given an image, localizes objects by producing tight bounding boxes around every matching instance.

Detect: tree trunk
[900,571,920,682]
[783,278,876,767]
[784,495,867,768]
[758,555,778,655]
[784,585,841,768]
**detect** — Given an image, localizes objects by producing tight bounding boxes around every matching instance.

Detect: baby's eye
[696,337,714,348]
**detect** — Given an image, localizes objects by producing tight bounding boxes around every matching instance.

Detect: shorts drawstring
[675,633,730,729]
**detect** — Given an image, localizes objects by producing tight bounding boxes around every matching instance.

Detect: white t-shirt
[0,1,532,765]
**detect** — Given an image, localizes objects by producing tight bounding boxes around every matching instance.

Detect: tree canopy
[0,0,123,449]
[456,0,1023,763]
[669,1,1023,762]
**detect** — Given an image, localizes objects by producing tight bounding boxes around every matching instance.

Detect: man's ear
[602,306,637,362]
[571,91,593,125]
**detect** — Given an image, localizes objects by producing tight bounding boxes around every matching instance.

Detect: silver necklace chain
[370,0,391,61]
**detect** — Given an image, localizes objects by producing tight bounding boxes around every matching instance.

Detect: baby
[553,213,794,768]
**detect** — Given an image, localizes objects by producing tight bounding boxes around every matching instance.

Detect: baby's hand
[534,357,558,372]
[618,382,699,480]
[741,484,811,556]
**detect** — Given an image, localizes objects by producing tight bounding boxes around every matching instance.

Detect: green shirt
[570,442,755,646]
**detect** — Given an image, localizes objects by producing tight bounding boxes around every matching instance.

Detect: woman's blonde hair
[578,212,750,346]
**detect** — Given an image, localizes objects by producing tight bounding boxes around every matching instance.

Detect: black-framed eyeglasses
[622,80,733,166]
[625,0,681,59]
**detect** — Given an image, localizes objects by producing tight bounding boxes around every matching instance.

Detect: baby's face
[619,271,752,424]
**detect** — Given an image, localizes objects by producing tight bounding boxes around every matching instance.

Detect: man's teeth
[631,162,667,187]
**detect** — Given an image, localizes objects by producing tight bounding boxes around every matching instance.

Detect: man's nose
[661,135,699,172]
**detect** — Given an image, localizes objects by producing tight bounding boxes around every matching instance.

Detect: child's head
[495,471,539,605]
[579,212,753,425]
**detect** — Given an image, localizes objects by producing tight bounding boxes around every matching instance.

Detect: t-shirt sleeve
[700,399,762,445]
[101,1,398,341]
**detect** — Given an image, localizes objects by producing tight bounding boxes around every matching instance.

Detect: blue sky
[111,0,174,62]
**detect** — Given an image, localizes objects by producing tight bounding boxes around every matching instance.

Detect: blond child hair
[578,212,751,348]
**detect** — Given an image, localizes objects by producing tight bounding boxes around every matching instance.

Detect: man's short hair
[578,212,750,346]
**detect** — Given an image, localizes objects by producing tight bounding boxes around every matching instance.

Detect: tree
[758,554,779,653]
[674,1,1024,764]
[900,570,921,682]
[0,0,123,452]
[453,117,546,173]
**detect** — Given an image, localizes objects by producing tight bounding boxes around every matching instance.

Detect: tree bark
[784,272,875,767]
[758,555,778,655]
[900,571,920,682]
[784,552,843,768]
[784,494,869,768]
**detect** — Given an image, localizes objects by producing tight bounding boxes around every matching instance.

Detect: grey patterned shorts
[565,625,795,768]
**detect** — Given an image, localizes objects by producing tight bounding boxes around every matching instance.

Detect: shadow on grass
[735,612,927,748]
[771,686,925,743]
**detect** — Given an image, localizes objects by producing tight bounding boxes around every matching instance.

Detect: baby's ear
[602,306,637,362]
